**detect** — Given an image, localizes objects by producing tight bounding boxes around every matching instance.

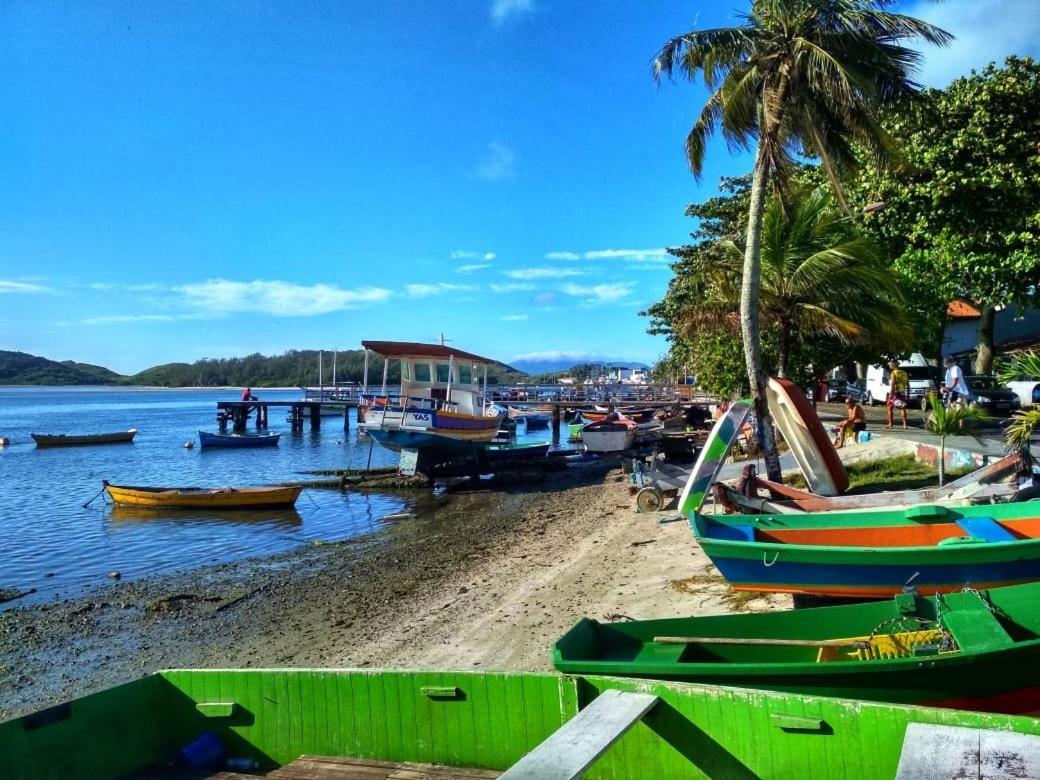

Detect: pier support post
[343,408,350,431]
[310,403,321,431]
[552,405,561,444]
[233,406,247,432]
[291,405,303,433]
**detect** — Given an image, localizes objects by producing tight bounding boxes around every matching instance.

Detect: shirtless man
[835,397,866,448]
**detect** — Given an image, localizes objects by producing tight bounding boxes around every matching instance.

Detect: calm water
[0,387,424,605]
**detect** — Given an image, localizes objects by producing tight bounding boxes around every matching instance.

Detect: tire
[636,487,665,513]
[1012,485,1040,503]
[919,396,929,411]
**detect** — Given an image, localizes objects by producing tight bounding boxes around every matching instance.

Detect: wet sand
[0,463,788,720]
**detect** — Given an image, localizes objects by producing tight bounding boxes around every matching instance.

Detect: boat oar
[654,636,870,649]
[83,481,110,509]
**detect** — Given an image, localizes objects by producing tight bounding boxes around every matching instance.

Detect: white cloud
[451,250,496,261]
[503,267,587,280]
[491,0,533,24]
[81,314,177,325]
[456,264,492,273]
[510,349,608,363]
[89,282,162,292]
[173,279,391,316]
[907,0,1040,87]
[405,282,478,298]
[0,280,50,294]
[490,282,535,293]
[585,248,670,262]
[500,313,529,321]
[475,142,516,182]
[560,281,635,305]
[545,251,581,260]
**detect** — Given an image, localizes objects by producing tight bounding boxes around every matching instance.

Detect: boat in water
[198,430,281,448]
[582,414,637,452]
[31,429,137,447]
[7,667,1040,779]
[555,581,1040,713]
[507,406,551,429]
[103,481,302,509]
[359,340,503,472]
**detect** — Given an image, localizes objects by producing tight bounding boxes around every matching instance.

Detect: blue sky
[1,1,1036,374]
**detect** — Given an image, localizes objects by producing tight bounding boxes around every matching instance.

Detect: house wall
[943,307,1040,357]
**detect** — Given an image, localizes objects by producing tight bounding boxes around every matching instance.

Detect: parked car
[864,361,938,410]
[966,376,1021,416]
[845,380,870,405]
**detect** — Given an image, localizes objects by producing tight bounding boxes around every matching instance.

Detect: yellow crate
[817,629,951,662]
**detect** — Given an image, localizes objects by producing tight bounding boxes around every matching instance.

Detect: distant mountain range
[0,351,125,385]
[0,349,653,387]
[510,357,650,375]
[0,349,526,387]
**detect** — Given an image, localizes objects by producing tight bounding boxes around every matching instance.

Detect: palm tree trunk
[741,146,782,482]
[776,325,789,379]
[975,306,996,374]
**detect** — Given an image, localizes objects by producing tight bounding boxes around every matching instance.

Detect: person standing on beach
[886,361,909,429]
[943,356,972,404]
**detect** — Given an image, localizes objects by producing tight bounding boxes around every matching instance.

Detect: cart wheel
[636,487,665,513]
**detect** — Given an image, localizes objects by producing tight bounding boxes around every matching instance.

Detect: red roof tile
[947,300,981,319]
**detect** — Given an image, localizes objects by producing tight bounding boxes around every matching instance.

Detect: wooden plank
[897,723,1040,779]
[498,690,657,780]
[269,756,499,780]
[654,636,868,649]
[895,723,980,779]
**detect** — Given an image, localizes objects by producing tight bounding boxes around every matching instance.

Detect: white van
[864,355,938,410]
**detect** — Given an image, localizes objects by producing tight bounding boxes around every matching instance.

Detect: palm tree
[998,351,1040,385]
[653,0,950,479]
[685,187,913,377]
[925,392,988,485]
[1005,409,1040,457]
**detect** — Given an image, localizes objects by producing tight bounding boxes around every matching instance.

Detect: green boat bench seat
[940,595,1013,650]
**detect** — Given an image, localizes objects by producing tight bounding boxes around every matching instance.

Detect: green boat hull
[555,584,1040,712]
[5,668,1040,779]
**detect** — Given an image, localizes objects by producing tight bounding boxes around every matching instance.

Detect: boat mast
[362,348,369,394]
[446,354,454,410]
[332,349,337,391]
[319,350,323,395]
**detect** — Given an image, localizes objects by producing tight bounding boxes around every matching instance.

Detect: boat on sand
[556,581,1040,713]
[7,666,1040,779]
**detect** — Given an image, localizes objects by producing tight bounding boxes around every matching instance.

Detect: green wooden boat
[6,668,1040,779]
[555,582,1040,713]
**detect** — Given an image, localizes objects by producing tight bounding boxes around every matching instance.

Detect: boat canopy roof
[362,340,497,365]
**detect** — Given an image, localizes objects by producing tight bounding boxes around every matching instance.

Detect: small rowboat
[198,430,280,448]
[555,582,1040,713]
[767,378,848,495]
[103,481,302,509]
[31,429,137,447]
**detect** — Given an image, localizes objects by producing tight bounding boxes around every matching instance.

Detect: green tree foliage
[925,391,988,485]
[653,0,949,479]
[850,57,1040,369]
[644,183,910,397]
[0,351,125,385]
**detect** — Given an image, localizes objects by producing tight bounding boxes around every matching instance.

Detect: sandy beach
[0,461,793,720]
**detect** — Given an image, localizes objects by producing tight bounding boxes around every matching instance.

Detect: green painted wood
[7,669,1040,779]
[195,701,236,717]
[554,584,1040,708]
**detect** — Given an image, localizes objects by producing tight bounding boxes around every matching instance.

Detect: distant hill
[0,348,529,387]
[132,349,526,387]
[0,351,126,385]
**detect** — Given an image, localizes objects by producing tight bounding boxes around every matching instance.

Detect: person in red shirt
[241,387,257,402]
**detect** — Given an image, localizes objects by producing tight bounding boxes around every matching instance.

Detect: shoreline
[0,465,787,720]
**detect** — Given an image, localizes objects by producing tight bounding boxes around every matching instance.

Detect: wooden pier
[216,401,358,433]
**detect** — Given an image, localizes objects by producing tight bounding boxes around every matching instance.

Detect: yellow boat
[102,481,303,509]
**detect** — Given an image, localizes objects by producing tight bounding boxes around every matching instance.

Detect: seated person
[834,397,866,448]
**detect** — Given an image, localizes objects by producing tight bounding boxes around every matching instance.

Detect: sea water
[0,387,432,605]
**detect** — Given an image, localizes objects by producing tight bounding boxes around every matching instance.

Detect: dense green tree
[850,56,1040,371]
[653,0,949,479]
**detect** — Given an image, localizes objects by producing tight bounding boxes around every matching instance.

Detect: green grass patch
[785,454,970,494]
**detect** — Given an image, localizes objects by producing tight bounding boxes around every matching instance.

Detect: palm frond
[998,351,1040,384]
[1005,409,1040,455]
[925,392,989,436]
